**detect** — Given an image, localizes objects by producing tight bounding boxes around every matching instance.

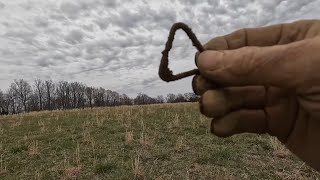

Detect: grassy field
[0,103,319,179]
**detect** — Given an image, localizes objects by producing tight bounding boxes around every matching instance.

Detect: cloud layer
[0,0,319,97]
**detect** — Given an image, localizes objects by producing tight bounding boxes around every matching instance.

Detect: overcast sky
[0,0,319,97]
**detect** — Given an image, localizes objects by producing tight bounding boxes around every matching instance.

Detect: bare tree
[29,93,39,111]
[10,79,32,112]
[134,93,156,105]
[77,83,86,109]
[56,81,71,109]
[44,80,55,110]
[120,94,132,105]
[174,93,185,103]
[67,82,86,109]
[110,91,120,106]
[6,88,16,114]
[70,82,79,108]
[34,79,44,110]
[156,95,164,104]
[105,90,112,106]
[0,90,8,115]
[166,93,176,103]
[85,87,94,108]
[1,94,10,115]
[94,88,106,107]
[184,92,198,102]
[0,90,3,109]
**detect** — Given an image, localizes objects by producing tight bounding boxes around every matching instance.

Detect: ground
[0,103,319,179]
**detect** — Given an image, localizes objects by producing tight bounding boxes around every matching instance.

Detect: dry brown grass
[175,136,186,152]
[0,169,8,177]
[28,140,40,155]
[269,136,290,158]
[63,166,82,180]
[38,120,47,132]
[0,155,8,177]
[132,155,144,179]
[56,125,62,132]
[139,132,153,147]
[125,130,134,144]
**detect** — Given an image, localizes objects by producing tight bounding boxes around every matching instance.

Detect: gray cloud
[34,17,49,28]
[49,13,66,21]
[94,17,109,30]
[60,1,82,19]
[64,29,85,44]
[0,2,5,9]
[0,0,320,97]
[36,58,56,67]
[4,29,37,41]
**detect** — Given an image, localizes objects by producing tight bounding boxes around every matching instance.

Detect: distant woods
[0,79,198,115]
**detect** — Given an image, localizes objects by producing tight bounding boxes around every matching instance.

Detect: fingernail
[192,75,200,95]
[194,51,200,67]
[198,51,223,71]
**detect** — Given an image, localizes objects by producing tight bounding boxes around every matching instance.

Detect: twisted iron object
[159,22,204,82]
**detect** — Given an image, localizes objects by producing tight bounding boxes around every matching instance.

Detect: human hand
[192,19,320,171]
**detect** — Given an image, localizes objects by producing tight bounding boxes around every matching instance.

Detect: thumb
[197,38,318,88]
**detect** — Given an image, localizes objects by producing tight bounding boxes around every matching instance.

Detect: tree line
[0,79,198,115]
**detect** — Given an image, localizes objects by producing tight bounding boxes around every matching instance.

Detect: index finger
[195,19,319,66]
[204,19,319,50]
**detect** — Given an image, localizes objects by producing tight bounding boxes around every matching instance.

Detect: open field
[0,103,319,179]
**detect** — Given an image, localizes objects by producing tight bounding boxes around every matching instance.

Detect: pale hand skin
[192,19,320,171]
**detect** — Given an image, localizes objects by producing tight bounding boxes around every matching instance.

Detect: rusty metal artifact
[159,22,204,82]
